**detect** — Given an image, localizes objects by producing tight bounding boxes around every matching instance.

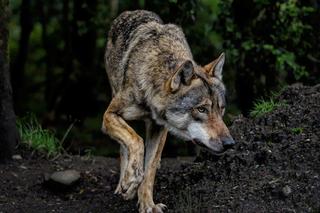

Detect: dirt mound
[156,84,320,212]
[0,84,319,213]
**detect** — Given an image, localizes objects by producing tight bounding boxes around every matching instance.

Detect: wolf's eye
[197,107,207,113]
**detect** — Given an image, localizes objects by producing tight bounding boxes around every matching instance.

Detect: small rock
[43,170,81,192]
[49,170,80,185]
[12,154,22,160]
[282,185,292,197]
[19,165,28,170]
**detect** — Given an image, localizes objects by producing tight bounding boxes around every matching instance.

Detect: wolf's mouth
[192,139,226,156]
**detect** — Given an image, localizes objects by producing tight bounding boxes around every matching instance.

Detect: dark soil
[1,84,319,213]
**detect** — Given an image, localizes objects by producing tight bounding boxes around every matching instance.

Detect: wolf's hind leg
[102,97,144,200]
[138,120,168,213]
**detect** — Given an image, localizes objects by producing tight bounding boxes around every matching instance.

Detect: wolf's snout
[221,137,235,150]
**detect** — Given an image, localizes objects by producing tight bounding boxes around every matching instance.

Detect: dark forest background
[9,0,320,156]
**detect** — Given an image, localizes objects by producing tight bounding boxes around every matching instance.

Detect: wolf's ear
[168,60,194,93]
[204,52,225,80]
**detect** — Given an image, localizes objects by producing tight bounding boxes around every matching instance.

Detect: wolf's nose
[221,137,235,150]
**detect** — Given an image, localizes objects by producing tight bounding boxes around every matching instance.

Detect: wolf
[102,10,235,212]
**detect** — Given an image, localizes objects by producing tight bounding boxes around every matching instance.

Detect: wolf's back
[108,10,163,51]
[105,10,163,93]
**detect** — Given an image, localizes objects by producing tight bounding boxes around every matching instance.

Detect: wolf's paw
[114,182,122,195]
[140,203,167,213]
[115,167,144,200]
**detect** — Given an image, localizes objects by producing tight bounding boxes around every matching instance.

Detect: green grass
[250,98,287,118]
[17,115,63,157]
[291,127,304,134]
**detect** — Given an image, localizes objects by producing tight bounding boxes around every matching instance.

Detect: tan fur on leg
[103,97,144,200]
[138,121,168,213]
[115,145,128,194]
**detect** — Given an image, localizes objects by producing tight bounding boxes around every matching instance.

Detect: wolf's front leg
[138,121,168,213]
[114,145,128,194]
[102,97,144,200]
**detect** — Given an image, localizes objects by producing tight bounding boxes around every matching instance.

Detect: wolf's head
[162,53,235,154]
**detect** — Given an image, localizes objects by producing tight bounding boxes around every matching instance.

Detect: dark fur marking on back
[110,10,163,50]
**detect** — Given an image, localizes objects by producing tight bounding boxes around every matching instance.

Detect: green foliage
[262,44,308,80]
[216,0,319,113]
[291,127,304,135]
[218,0,316,80]
[250,99,286,118]
[17,115,63,157]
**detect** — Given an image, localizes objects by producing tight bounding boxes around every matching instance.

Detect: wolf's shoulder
[108,10,163,45]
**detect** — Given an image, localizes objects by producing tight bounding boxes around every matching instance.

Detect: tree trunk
[110,0,119,17]
[38,0,54,111]
[11,0,33,114]
[0,0,20,162]
[54,0,98,120]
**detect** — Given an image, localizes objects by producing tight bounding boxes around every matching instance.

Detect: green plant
[270,86,288,99]
[83,148,93,159]
[291,127,304,135]
[250,98,286,118]
[17,115,63,157]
